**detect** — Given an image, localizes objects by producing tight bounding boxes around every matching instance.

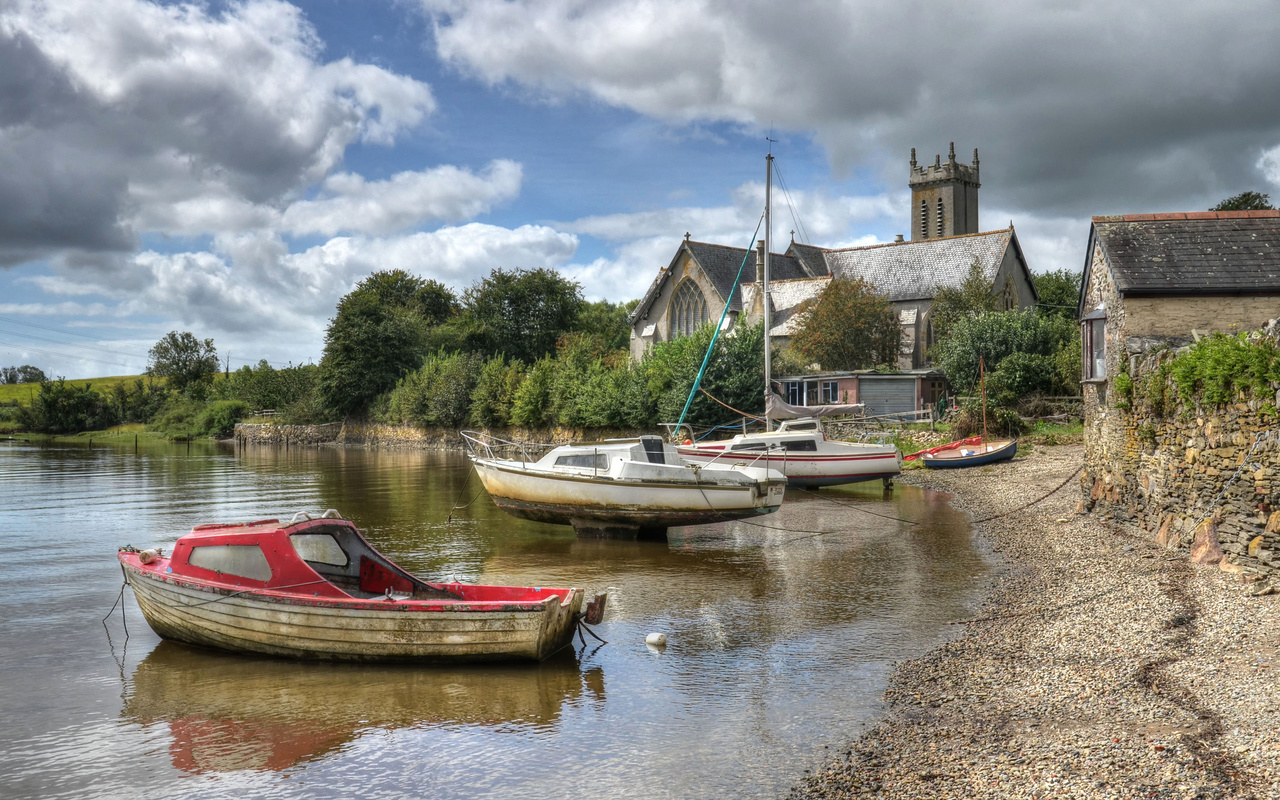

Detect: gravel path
[791,443,1280,800]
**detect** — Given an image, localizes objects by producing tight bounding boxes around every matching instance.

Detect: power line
[0,337,145,373]
[0,314,127,341]
[0,326,151,360]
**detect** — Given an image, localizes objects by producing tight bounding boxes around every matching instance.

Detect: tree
[1,365,47,384]
[1032,269,1083,321]
[931,310,1078,395]
[451,268,585,363]
[1211,191,1274,211]
[147,331,219,395]
[790,277,899,371]
[928,259,997,341]
[317,270,453,417]
[577,298,639,352]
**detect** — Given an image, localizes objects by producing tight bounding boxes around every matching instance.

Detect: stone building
[1080,210,1280,488]
[1077,210,1280,576]
[628,144,1037,368]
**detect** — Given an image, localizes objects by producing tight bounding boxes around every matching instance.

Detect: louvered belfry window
[670,280,709,338]
[937,199,945,237]
[920,200,929,238]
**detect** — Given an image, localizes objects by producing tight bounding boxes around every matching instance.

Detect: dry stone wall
[1083,321,1280,581]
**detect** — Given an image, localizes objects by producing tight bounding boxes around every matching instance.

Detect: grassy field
[0,375,149,405]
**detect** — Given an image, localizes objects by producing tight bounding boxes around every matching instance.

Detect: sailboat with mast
[675,153,902,488]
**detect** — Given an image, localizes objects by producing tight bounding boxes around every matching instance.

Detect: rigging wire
[771,160,810,246]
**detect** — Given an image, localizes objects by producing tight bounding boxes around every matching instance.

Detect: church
[627,144,1038,372]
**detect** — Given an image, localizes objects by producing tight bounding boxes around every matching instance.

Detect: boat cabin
[167,515,454,600]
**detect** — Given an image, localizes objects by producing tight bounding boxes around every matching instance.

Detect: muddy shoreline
[793,443,1279,799]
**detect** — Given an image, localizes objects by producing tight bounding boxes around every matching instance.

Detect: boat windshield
[554,453,609,470]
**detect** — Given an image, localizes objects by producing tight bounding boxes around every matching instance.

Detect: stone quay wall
[1083,325,1280,581]
[234,421,650,451]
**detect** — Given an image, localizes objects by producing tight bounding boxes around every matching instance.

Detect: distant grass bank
[0,375,152,406]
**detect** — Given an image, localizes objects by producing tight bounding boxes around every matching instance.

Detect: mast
[763,153,773,430]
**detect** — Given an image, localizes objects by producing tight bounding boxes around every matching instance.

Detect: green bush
[510,357,556,428]
[933,310,1078,396]
[951,396,1026,439]
[987,352,1059,406]
[469,355,526,427]
[148,396,205,440]
[194,400,249,438]
[386,351,484,428]
[106,378,170,423]
[23,380,117,433]
[1168,333,1279,407]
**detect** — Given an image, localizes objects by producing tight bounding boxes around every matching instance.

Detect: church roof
[629,240,807,324]
[813,229,1014,302]
[1089,211,1280,295]
[741,277,830,336]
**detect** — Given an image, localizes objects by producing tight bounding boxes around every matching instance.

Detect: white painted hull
[124,562,582,663]
[471,458,785,528]
[678,441,901,487]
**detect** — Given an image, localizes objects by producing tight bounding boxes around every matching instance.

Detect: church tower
[909,142,980,240]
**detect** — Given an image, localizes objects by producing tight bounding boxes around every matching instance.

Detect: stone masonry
[1083,320,1280,582]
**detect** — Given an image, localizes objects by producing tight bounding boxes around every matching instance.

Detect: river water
[0,439,994,799]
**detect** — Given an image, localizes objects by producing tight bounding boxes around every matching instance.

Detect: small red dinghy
[118,510,605,663]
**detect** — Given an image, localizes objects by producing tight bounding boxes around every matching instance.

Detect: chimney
[756,239,766,284]
[894,234,904,243]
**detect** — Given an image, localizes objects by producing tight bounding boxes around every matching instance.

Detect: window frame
[820,380,840,404]
[1082,309,1107,382]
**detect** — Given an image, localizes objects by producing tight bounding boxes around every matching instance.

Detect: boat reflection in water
[121,642,602,774]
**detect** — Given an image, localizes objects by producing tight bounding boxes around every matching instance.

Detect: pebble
[790,443,1280,800]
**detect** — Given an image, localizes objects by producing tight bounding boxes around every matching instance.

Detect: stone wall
[1083,322,1280,581]
[234,421,651,451]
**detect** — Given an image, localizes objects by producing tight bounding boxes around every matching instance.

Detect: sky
[2,0,1280,379]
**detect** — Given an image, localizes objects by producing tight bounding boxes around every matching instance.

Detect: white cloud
[1260,145,1280,188]
[424,0,1280,216]
[0,0,437,261]
[282,160,523,236]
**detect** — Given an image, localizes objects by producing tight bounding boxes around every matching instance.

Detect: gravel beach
[792,443,1280,800]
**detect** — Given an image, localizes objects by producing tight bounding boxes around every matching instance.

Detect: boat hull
[472,458,785,530]
[122,562,582,663]
[677,447,900,487]
[921,440,1017,469]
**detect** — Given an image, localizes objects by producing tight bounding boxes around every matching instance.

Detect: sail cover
[765,392,865,420]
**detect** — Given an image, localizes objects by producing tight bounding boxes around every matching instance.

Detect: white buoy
[139,549,159,565]
[645,632,667,647]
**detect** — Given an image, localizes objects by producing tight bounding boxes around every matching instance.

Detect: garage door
[858,377,917,418]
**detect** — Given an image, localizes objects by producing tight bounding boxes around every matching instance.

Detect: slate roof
[741,277,830,336]
[629,240,808,323]
[1091,211,1280,294]
[816,229,1014,302]
[786,242,832,277]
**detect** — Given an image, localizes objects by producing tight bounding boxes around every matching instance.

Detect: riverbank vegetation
[1,264,1086,440]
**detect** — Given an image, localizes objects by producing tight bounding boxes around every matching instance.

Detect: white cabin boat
[676,417,901,487]
[463,433,787,538]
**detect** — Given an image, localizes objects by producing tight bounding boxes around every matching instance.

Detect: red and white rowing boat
[118,511,605,663]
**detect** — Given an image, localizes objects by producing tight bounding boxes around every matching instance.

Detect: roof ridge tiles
[1093,210,1280,223]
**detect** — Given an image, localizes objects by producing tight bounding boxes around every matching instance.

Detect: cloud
[0,0,436,263]
[282,160,523,236]
[425,0,1280,215]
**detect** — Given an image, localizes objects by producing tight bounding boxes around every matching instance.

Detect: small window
[820,381,840,403]
[1083,315,1107,380]
[784,381,803,405]
[554,453,609,470]
[784,421,817,431]
[731,442,768,451]
[291,533,348,566]
[782,439,818,452]
[188,545,272,582]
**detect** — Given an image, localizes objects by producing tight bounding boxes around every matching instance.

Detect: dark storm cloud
[428,0,1280,216]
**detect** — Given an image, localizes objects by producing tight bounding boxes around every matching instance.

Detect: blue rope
[675,214,765,432]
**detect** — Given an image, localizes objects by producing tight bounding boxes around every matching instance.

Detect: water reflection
[0,440,993,800]
[123,642,602,774]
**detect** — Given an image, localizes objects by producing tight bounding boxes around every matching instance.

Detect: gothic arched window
[920,200,929,238]
[937,199,945,237]
[670,280,709,338]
